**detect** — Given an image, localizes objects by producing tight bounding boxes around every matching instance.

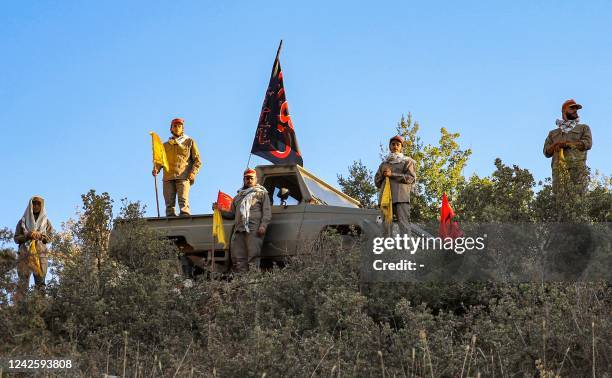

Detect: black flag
[251,41,303,166]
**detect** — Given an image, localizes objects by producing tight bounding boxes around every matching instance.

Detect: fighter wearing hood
[14,195,53,300]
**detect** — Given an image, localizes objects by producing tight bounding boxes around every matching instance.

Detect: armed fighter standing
[543,99,593,194]
[375,135,417,236]
[215,168,272,272]
[14,196,53,300]
[152,118,202,216]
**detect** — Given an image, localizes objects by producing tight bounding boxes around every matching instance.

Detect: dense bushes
[1,195,610,376]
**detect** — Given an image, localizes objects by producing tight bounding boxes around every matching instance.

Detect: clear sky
[1,1,611,231]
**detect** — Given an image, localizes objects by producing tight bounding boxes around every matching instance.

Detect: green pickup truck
[142,164,382,274]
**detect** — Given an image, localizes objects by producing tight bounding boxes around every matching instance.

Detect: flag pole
[267,39,283,78]
[274,40,283,69]
[150,132,162,217]
[248,40,283,169]
[246,153,253,169]
[211,225,216,273]
[154,173,160,217]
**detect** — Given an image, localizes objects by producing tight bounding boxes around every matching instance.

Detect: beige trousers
[231,231,264,273]
[394,202,411,236]
[163,179,191,216]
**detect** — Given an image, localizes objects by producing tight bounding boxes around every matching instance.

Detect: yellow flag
[28,241,43,278]
[558,147,565,163]
[380,177,393,225]
[558,148,568,172]
[149,132,169,171]
[212,208,227,248]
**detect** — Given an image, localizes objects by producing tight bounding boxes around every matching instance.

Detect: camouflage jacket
[543,124,592,168]
[14,220,54,256]
[374,158,417,203]
[222,186,272,233]
[157,137,202,182]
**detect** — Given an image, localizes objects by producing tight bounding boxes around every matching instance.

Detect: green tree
[533,180,556,222]
[455,174,494,222]
[585,172,612,222]
[536,170,610,223]
[0,227,16,306]
[337,160,377,208]
[457,159,535,222]
[76,190,113,277]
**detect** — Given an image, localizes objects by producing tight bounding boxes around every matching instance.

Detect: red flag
[217,191,233,212]
[439,192,463,239]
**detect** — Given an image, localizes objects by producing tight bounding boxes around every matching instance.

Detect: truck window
[301,174,360,208]
[262,175,303,206]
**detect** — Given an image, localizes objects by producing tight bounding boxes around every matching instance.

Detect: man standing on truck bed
[375,135,417,236]
[152,118,202,216]
[215,168,272,272]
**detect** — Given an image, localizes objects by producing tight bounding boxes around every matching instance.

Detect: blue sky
[1,1,611,231]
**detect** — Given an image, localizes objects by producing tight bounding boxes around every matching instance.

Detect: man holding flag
[543,99,592,195]
[214,169,272,273]
[375,136,416,236]
[152,118,202,217]
[14,196,53,301]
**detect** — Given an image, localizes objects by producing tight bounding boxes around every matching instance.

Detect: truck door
[261,173,306,257]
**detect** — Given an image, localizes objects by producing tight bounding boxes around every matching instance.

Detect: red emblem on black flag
[251,41,303,166]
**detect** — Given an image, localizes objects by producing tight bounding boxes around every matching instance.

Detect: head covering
[555,118,579,133]
[21,195,48,234]
[389,135,405,145]
[243,168,257,177]
[561,99,582,120]
[171,118,185,126]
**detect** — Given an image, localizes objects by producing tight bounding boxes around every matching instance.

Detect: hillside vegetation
[1,115,610,377]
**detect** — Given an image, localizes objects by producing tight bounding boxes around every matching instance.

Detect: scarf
[555,119,579,134]
[236,185,267,232]
[20,196,48,250]
[384,152,409,165]
[169,134,190,146]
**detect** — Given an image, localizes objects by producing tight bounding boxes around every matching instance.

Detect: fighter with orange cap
[214,168,272,272]
[152,118,202,216]
[543,99,593,194]
[375,135,417,236]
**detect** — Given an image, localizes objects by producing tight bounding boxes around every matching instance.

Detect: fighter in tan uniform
[152,118,202,216]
